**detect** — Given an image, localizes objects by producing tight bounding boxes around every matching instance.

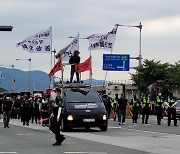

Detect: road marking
[108,126,121,129]
[64,152,107,154]
[120,127,178,136]
[17,133,32,136]
[0,152,17,154]
[109,126,180,136]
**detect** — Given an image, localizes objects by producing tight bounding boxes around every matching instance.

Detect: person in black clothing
[2,96,13,128]
[21,96,30,126]
[49,88,65,146]
[41,97,49,127]
[29,97,35,123]
[34,96,41,124]
[131,94,141,123]
[117,93,128,125]
[13,95,21,119]
[69,50,80,83]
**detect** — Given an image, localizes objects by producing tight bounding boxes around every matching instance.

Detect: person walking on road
[155,93,164,125]
[141,93,152,124]
[165,95,177,126]
[49,88,65,146]
[131,94,140,123]
[117,93,128,125]
[2,96,13,128]
[112,93,118,121]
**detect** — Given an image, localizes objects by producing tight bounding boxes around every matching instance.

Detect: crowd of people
[102,92,178,126]
[0,88,65,146]
[0,93,51,128]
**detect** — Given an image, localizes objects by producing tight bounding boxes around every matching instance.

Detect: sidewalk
[0,118,50,132]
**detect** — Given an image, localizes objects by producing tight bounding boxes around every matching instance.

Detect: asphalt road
[0,116,179,154]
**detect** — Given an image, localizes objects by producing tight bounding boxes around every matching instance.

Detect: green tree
[166,61,180,86]
[131,59,170,93]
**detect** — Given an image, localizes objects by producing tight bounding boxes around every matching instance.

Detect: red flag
[75,56,91,73]
[48,58,62,77]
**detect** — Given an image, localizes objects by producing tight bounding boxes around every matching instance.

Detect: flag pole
[78,33,81,83]
[49,26,52,89]
[89,49,93,85]
[102,25,118,92]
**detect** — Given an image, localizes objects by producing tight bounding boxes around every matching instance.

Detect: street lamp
[0,64,15,92]
[15,58,31,92]
[115,22,143,66]
[0,26,13,31]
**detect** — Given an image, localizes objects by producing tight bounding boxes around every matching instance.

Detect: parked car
[176,100,180,120]
[60,84,108,132]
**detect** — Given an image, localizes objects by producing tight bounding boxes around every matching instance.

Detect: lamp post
[15,58,31,92]
[52,49,56,66]
[115,22,143,66]
[0,26,13,31]
[0,64,15,92]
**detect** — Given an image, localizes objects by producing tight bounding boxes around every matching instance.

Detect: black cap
[74,50,80,54]
[56,88,61,93]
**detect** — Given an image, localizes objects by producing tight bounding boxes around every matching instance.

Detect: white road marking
[17,133,32,136]
[0,152,17,154]
[64,152,107,154]
[108,126,179,136]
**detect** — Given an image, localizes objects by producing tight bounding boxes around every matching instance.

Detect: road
[0,116,180,154]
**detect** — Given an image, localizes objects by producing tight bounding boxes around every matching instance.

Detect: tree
[130,59,170,93]
[166,61,180,86]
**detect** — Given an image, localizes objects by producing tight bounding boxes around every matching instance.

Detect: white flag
[88,26,118,51]
[56,33,79,62]
[17,27,52,53]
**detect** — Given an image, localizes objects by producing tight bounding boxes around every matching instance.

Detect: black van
[60,84,108,131]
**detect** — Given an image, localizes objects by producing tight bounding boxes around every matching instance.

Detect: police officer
[155,93,164,125]
[131,94,140,123]
[165,95,177,126]
[49,88,65,146]
[112,93,118,121]
[141,93,152,124]
[2,96,13,128]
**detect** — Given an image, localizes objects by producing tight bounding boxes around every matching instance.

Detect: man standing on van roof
[69,50,80,83]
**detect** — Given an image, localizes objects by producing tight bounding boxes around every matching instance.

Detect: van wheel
[100,125,107,131]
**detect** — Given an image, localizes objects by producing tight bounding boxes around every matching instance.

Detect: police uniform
[112,96,118,121]
[166,96,177,126]
[155,95,164,125]
[142,96,151,124]
[132,98,140,123]
[49,89,65,146]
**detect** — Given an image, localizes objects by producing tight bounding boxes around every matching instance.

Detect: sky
[0,0,180,83]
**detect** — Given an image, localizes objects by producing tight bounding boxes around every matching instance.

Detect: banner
[88,26,118,51]
[56,33,79,61]
[48,58,62,77]
[75,56,91,73]
[17,27,52,53]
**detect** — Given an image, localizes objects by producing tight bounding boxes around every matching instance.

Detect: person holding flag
[69,50,80,83]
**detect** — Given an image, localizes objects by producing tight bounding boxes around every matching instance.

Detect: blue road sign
[103,54,130,71]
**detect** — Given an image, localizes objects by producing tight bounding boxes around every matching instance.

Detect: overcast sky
[1,0,180,83]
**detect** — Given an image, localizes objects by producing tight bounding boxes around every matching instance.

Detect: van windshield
[64,89,102,103]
